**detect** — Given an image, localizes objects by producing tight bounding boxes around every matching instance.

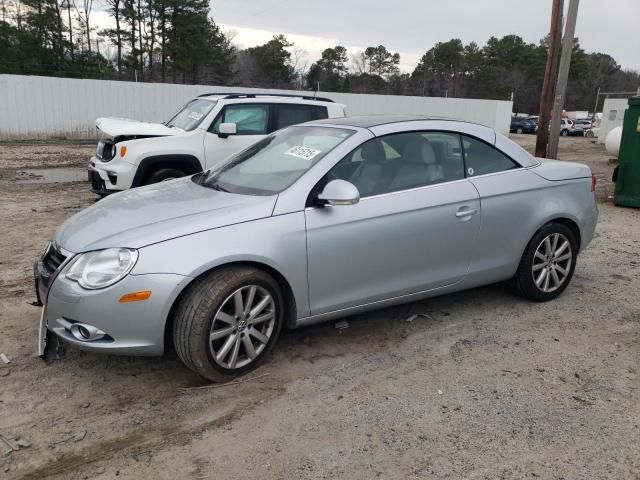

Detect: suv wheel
[173,267,284,382]
[145,167,185,185]
[560,129,569,137]
[510,223,577,302]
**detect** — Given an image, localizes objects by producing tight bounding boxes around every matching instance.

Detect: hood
[55,177,277,252]
[96,117,179,137]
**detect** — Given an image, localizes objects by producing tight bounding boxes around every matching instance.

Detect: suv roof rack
[197,92,335,103]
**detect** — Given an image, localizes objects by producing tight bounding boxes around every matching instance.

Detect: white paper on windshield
[188,111,204,120]
[284,145,321,161]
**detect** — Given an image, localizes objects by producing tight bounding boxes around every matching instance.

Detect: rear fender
[528,159,591,181]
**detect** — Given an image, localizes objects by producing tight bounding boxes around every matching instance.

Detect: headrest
[403,140,437,164]
[361,140,386,162]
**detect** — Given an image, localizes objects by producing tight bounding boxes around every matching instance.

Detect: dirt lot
[0,136,638,479]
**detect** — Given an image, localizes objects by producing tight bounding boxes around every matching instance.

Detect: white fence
[598,98,629,144]
[0,74,512,140]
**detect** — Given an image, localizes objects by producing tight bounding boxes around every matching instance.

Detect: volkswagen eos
[35,116,598,381]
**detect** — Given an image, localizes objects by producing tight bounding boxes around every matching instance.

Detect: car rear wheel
[516,127,524,134]
[173,267,283,382]
[561,129,569,137]
[510,223,577,302]
[145,167,185,185]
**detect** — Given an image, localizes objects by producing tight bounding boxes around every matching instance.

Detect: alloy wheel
[532,233,573,293]
[209,285,276,369]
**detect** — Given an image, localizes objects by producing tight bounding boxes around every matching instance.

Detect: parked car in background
[584,116,602,138]
[585,126,600,138]
[88,93,346,195]
[510,116,537,134]
[36,116,598,382]
[526,116,539,127]
[558,118,584,136]
[575,118,592,129]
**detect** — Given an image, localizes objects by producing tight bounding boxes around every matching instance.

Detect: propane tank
[605,126,622,157]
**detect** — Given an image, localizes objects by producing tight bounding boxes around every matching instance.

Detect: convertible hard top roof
[306,115,470,129]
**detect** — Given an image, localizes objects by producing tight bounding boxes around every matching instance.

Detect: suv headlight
[97,140,116,162]
[66,248,138,289]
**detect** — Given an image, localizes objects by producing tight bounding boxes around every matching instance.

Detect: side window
[314,106,329,120]
[462,135,519,177]
[210,104,269,135]
[326,131,465,198]
[275,104,314,130]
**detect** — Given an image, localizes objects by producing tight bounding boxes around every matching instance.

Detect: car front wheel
[173,267,283,382]
[511,223,577,302]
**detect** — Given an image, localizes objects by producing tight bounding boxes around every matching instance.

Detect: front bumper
[35,253,190,356]
[88,156,135,195]
[88,167,118,196]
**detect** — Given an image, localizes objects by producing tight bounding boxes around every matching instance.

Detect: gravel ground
[0,135,638,480]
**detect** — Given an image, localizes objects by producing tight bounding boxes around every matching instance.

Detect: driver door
[304,131,481,316]
[203,104,270,169]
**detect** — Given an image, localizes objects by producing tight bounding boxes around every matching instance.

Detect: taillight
[591,174,596,192]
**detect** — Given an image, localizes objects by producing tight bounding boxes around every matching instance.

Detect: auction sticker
[188,111,204,120]
[284,145,321,161]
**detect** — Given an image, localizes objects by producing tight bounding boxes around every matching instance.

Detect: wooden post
[548,0,580,159]
[535,0,564,158]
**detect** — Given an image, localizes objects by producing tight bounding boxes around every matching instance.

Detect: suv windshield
[199,125,355,195]
[166,99,216,131]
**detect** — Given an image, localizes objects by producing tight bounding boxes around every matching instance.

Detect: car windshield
[165,99,216,131]
[199,125,355,195]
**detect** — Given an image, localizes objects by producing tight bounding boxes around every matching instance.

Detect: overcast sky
[209,0,640,72]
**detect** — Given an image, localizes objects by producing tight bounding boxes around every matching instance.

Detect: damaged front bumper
[34,244,190,359]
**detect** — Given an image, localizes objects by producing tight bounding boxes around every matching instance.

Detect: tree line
[1,0,638,113]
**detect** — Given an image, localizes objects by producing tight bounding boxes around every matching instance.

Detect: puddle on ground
[14,168,87,184]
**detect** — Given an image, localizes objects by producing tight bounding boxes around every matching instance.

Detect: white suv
[88,93,346,194]
[559,118,584,136]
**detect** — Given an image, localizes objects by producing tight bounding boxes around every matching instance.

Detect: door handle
[455,208,478,218]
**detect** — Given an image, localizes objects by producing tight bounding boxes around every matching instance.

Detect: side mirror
[218,122,237,138]
[317,179,360,206]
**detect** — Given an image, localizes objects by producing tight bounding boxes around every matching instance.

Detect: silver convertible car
[35,116,598,381]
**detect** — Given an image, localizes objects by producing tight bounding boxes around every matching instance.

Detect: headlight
[66,248,138,289]
[97,140,116,161]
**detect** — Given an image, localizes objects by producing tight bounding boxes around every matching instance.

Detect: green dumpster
[614,96,640,207]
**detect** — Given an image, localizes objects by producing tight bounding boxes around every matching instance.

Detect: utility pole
[548,0,580,159]
[591,86,601,122]
[535,0,564,158]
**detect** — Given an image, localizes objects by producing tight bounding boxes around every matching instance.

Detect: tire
[173,266,284,382]
[510,223,577,302]
[560,129,569,137]
[145,167,185,185]
[516,127,524,134]
[585,130,594,138]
